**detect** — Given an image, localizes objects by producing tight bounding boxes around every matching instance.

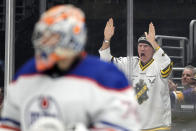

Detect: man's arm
[146,22,173,78]
[99,18,115,62]
[99,18,115,51]
[144,22,160,50]
[99,18,134,78]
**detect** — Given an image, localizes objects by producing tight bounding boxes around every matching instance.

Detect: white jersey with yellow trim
[99,48,172,130]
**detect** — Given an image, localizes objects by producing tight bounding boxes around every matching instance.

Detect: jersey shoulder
[71,55,130,91]
[13,58,38,81]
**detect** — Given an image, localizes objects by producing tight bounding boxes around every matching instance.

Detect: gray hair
[184,65,196,76]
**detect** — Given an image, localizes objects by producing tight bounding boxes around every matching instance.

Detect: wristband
[103,39,110,43]
[155,46,160,51]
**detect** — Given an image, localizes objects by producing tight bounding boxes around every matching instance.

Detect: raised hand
[168,79,177,91]
[144,22,159,49]
[104,18,115,41]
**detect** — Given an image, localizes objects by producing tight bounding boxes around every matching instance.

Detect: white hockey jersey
[0,55,140,131]
[99,48,173,130]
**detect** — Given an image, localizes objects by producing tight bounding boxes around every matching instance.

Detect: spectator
[181,65,196,87]
[169,66,196,131]
[99,18,173,130]
[170,65,196,104]
[0,5,140,131]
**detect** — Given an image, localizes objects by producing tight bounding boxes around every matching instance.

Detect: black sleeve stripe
[161,62,173,75]
[161,62,173,78]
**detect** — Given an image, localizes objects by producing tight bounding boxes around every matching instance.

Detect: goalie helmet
[32,5,87,71]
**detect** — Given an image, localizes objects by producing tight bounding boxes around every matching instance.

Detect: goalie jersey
[0,55,140,131]
[99,48,173,130]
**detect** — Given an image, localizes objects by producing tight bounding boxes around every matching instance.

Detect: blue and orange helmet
[32,5,87,71]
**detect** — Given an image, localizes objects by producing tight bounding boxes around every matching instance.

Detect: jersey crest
[24,95,63,129]
[135,79,149,104]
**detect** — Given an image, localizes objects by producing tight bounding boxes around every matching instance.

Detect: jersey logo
[135,79,149,104]
[24,95,63,130]
[148,76,156,84]
[41,97,49,109]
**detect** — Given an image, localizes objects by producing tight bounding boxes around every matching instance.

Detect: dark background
[1,0,196,86]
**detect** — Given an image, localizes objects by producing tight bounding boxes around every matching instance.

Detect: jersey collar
[139,58,154,71]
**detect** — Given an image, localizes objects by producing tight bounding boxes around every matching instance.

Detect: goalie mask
[32,5,87,71]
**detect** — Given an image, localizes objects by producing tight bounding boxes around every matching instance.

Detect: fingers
[145,22,155,36]
[169,80,176,86]
[106,21,110,28]
[144,32,148,37]
[104,18,115,40]
[149,22,155,35]
[109,18,113,25]
[107,18,115,32]
[108,18,113,27]
[168,80,177,91]
[105,18,114,28]
[168,79,172,84]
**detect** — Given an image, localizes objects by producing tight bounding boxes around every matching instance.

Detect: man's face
[138,43,154,64]
[181,69,195,86]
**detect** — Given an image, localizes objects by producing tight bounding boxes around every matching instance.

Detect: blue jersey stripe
[100,121,130,131]
[0,118,20,127]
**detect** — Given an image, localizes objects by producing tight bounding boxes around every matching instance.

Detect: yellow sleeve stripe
[161,67,172,78]
[161,70,172,78]
[161,61,173,75]
[142,126,171,131]
[161,62,173,78]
